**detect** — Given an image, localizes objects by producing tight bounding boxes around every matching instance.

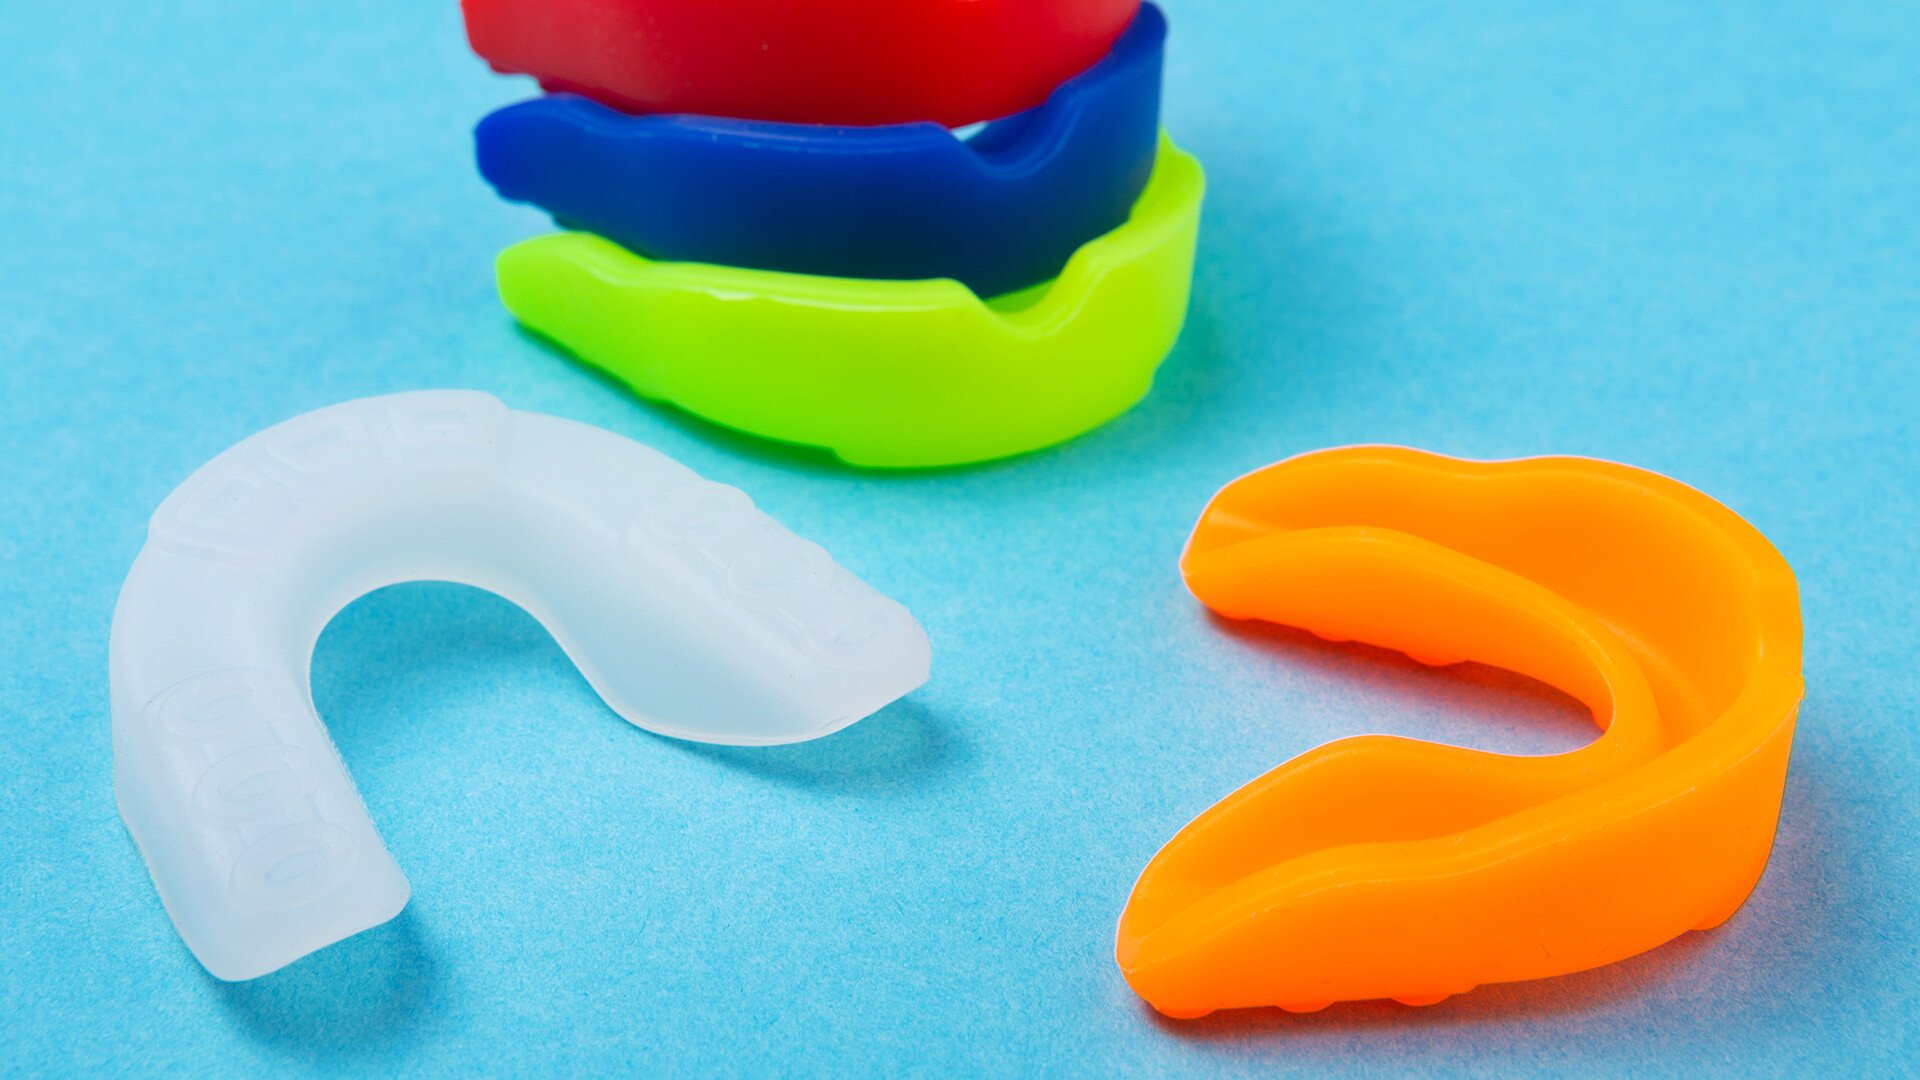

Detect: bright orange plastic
[1116,447,1804,1017]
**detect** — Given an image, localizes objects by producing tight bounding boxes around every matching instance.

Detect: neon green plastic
[495,135,1206,468]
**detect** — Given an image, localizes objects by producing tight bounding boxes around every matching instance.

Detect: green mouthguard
[496,135,1205,468]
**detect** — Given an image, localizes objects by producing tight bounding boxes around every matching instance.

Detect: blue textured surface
[477,5,1164,297]
[1,1,1915,1075]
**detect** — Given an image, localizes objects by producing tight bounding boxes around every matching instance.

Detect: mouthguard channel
[1117,447,1803,1016]
[111,391,931,980]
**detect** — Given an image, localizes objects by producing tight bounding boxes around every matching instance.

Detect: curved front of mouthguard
[112,391,931,980]
[495,137,1204,469]
[1117,447,1803,1017]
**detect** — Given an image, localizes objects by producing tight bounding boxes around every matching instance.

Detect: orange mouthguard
[1117,447,1803,1017]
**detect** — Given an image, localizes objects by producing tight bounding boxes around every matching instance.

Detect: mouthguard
[474,4,1165,297]
[111,391,931,980]
[1118,447,1803,1016]
[496,136,1204,469]
[461,0,1141,128]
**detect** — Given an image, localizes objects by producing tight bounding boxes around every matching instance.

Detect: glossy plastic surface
[111,391,932,981]
[475,5,1165,297]
[495,138,1204,469]
[462,0,1141,127]
[1117,447,1804,1017]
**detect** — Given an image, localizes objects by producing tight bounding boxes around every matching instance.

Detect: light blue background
[2,1,1915,1074]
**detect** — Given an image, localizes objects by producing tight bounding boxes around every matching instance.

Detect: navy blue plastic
[474,4,1165,297]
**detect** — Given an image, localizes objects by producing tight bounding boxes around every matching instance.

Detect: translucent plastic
[111,391,932,980]
[1117,447,1803,1017]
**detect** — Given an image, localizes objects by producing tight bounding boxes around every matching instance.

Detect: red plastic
[461,0,1143,127]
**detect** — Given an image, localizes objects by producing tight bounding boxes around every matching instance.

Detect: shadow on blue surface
[672,699,968,797]
[211,910,444,1064]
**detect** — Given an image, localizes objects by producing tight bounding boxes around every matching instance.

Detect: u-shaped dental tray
[110,391,931,980]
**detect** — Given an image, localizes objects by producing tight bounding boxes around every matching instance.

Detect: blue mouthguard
[474,3,1166,297]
